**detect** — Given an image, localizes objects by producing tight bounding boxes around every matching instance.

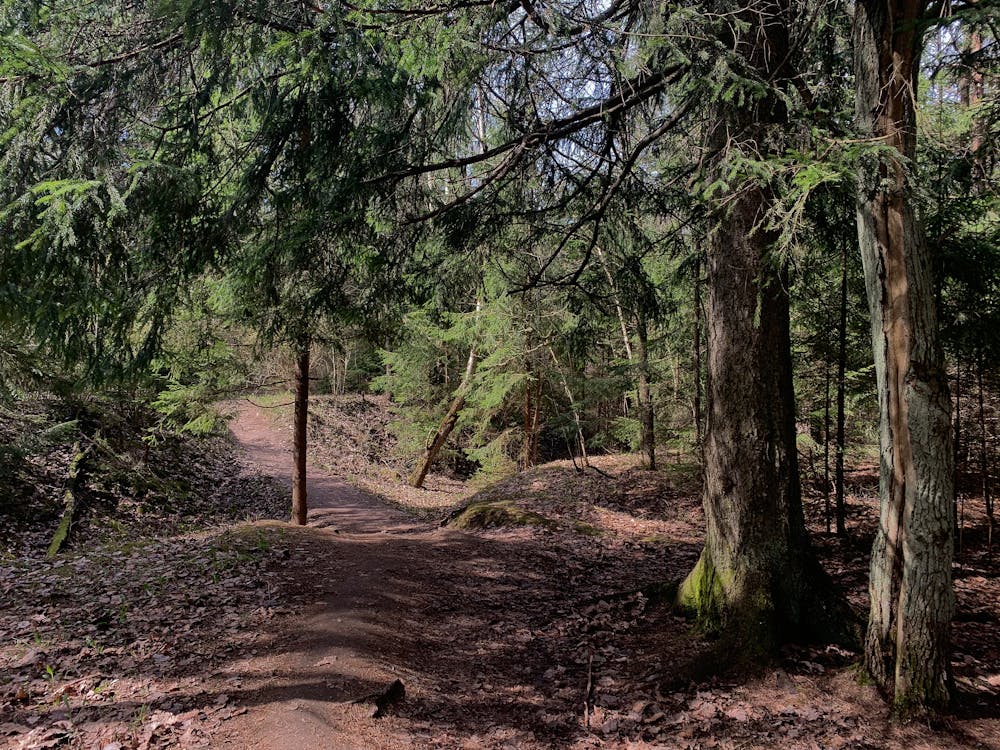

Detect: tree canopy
[2,0,998,718]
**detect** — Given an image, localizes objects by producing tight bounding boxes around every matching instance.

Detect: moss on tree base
[676,550,731,634]
[677,547,860,658]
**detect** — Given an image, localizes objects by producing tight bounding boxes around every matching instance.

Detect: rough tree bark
[854,0,954,713]
[677,182,849,647]
[292,336,310,526]
[677,0,850,650]
[693,256,703,447]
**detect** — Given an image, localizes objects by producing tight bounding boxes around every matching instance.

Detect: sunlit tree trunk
[854,0,954,713]
[409,343,478,488]
[678,0,849,650]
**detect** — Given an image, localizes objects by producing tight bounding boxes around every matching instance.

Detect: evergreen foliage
[2,0,999,715]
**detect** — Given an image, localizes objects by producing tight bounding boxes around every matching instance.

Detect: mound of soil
[443,455,704,543]
[0,395,286,558]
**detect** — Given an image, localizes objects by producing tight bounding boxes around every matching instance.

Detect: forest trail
[216,401,467,749]
[3,401,997,749]
[198,401,1000,750]
[212,402,697,750]
[225,400,424,535]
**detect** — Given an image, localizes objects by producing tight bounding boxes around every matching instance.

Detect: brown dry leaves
[0,527,292,750]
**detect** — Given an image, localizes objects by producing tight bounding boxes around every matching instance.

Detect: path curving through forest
[209,401,983,750]
[212,401,698,750]
[216,401,467,749]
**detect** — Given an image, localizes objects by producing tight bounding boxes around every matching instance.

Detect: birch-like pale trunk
[854,0,954,713]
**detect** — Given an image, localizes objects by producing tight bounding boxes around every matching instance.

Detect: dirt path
[226,401,423,535]
[3,401,996,749]
[214,402,698,750]
[218,402,456,748]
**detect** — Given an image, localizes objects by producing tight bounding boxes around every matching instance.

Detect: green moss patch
[447,500,557,531]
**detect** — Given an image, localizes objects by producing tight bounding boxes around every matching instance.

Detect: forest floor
[1,394,999,749]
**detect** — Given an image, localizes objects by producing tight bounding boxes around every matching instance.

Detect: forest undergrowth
[1,395,998,749]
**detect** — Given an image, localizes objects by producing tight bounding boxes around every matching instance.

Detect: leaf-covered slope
[0,395,286,558]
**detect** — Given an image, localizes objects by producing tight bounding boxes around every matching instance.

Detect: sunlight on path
[226,400,424,535]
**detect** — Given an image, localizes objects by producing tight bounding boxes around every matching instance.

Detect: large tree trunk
[292,337,310,526]
[678,0,850,651]
[678,183,847,648]
[854,0,954,713]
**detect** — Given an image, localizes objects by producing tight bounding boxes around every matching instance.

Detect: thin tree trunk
[341,349,351,395]
[693,256,703,447]
[548,345,589,466]
[292,337,310,526]
[595,244,654,465]
[854,0,954,713]
[410,302,481,488]
[954,357,963,551]
[531,376,542,466]
[636,312,656,470]
[595,246,635,362]
[824,359,832,534]
[522,363,535,470]
[977,353,993,551]
[835,238,849,536]
[968,30,985,180]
